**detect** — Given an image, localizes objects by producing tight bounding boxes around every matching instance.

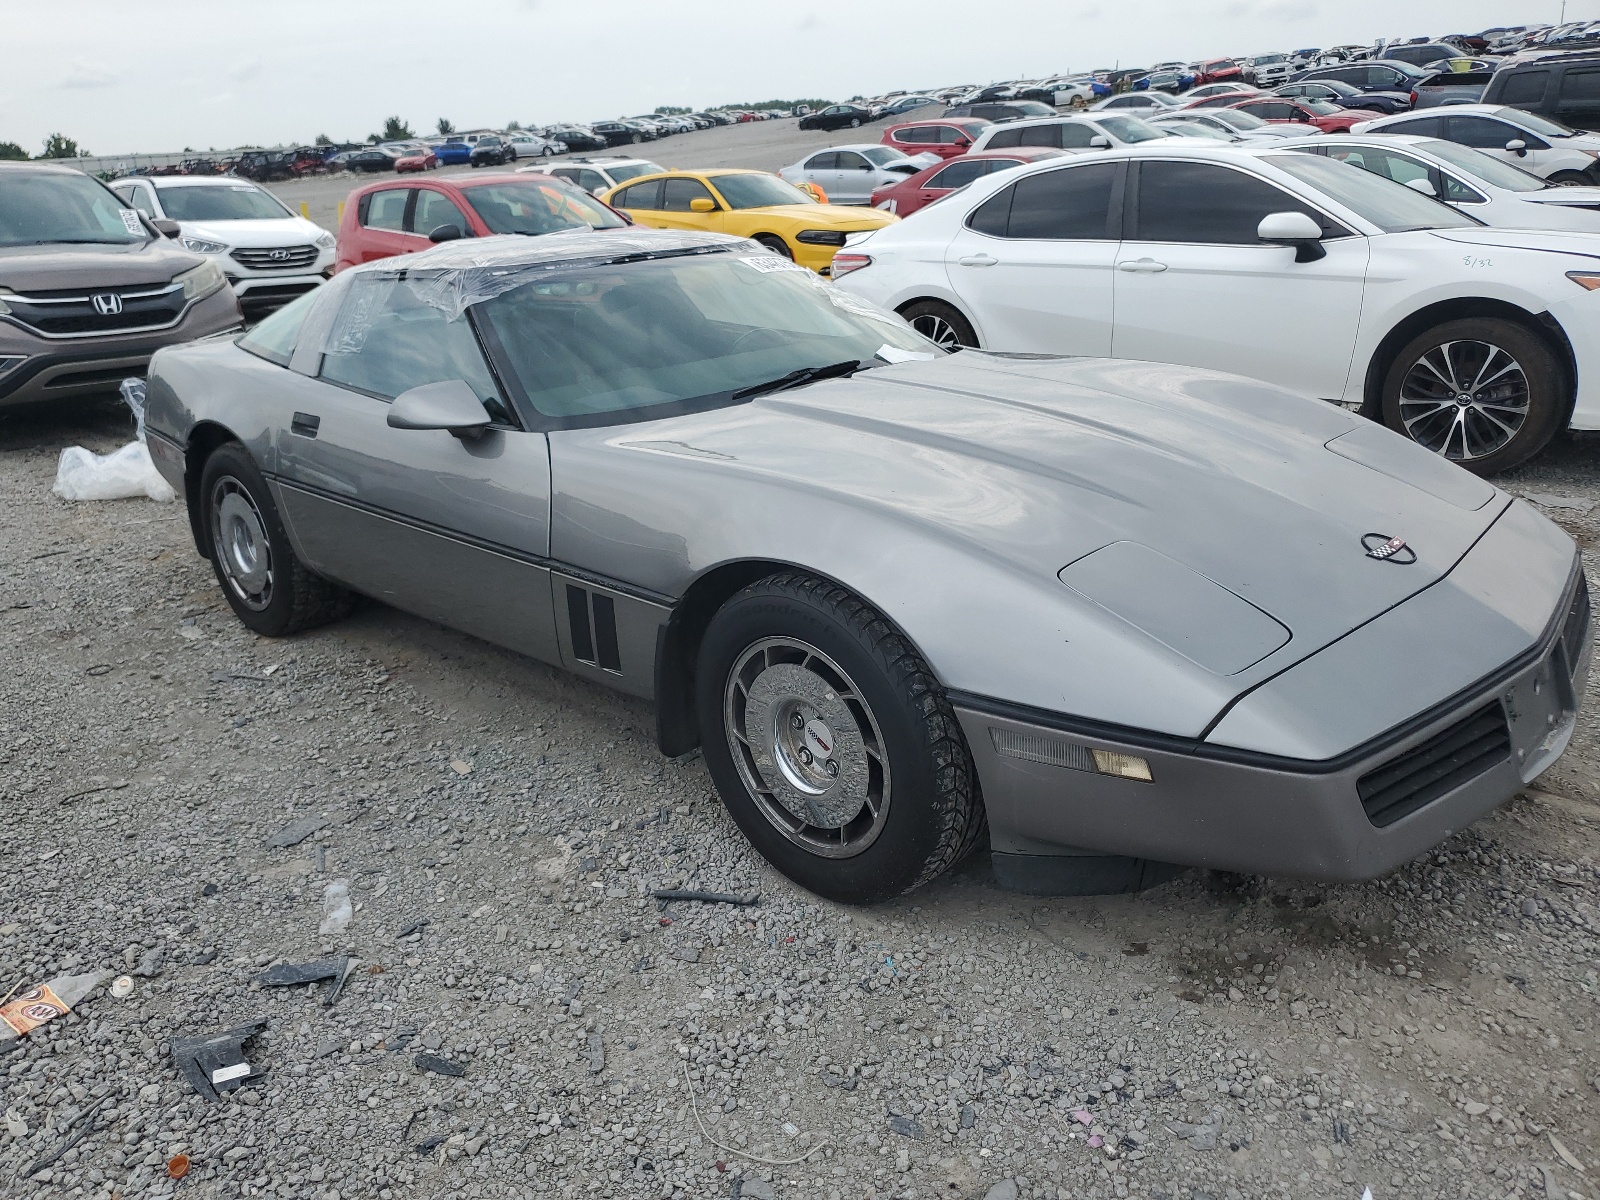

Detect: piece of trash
[255,958,344,988]
[16,1096,109,1180]
[1550,1132,1586,1173]
[319,879,352,935]
[587,1032,605,1073]
[415,1133,450,1154]
[1166,1108,1225,1151]
[388,1029,417,1053]
[324,957,359,1007]
[651,889,760,906]
[170,1018,268,1102]
[5,1107,26,1138]
[1072,1109,1094,1126]
[396,917,429,938]
[110,975,135,999]
[267,814,328,849]
[0,970,109,1043]
[166,1152,190,1180]
[414,1053,465,1077]
[51,381,176,502]
[449,759,472,775]
[1088,1134,1104,1148]
[1523,492,1597,514]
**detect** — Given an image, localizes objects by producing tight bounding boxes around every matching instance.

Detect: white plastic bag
[319,879,352,935]
[50,378,176,502]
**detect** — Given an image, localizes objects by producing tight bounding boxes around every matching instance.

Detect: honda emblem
[90,293,123,316]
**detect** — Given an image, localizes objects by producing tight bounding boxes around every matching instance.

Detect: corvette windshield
[476,252,936,426]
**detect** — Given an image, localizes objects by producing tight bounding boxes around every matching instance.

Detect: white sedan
[1353,105,1600,186]
[777,144,927,205]
[1092,93,1181,113]
[969,113,1179,154]
[832,141,1600,474]
[1149,109,1316,143]
[1291,134,1600,232]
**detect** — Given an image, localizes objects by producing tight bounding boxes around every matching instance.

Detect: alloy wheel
[909,312,964,348]
[1397,339,1530,462]
[211,477,274,611]
[724,637,891,859]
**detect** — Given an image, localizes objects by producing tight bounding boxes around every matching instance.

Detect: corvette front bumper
[957,529,1589,889]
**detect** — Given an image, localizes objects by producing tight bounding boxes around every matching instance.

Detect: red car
[880,118,992,161]
[1227,96,1382,133]
[1192,58,1243,85]
[333,172,629,271]
[1182,90,1259,109]
[869,147,1067,217]
[395,148,438,173]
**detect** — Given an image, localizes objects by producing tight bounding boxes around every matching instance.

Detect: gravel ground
[0,399,1597,1200]
[262,114,929,231]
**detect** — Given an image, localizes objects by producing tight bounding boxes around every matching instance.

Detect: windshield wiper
[731,359,867,401]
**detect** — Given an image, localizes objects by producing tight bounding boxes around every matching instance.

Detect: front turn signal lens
[1567,271,1600,291]
[1092,750,1153,782]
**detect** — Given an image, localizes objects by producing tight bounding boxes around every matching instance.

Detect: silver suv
[1,163,241,411]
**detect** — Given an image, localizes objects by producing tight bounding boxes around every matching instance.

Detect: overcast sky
[0,0,1583,154]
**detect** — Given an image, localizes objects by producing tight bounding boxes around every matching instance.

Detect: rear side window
[804,153,838,170]
[836,153,871,171]
[1499,69,1551,104]
[1018,125,1062,148]
[985,128,1024,149]
[927,159,991,190]
[360,189,410,231]
[660,178,716,211]
[968,163,1117,240]
[1559,68,1600,101]
[1448,115,1523,149]
[1380,115,1446,137]
[614,180,663,209]
[895,127,934,144]
[1132,161,1323,244]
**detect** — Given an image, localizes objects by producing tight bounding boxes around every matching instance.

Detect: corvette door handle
[1117,259,1169,273]
[958,254,999,267]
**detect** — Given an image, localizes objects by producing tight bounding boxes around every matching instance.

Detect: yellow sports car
[601,169,897,274]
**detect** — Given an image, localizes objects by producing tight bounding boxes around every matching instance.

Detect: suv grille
[230,245,319,271]
[1357,703,1511,828]
[3,284,185,338]
[1561,573,1590,674]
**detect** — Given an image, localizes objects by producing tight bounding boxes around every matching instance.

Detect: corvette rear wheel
[697,574,986,905]
[899,299,977,349]
[1380,317,1563,475]
[200,443,353,637]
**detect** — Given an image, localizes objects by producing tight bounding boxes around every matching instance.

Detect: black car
[590,122,646,147]
[1483,51,1600,130]
[798,104,877,131]
[344,149,399,173]
[469,136,515,167]
[1293,58,1432,94]
[943,101,1056,123]
[547,126,608,152]
[1275,78,1413,114]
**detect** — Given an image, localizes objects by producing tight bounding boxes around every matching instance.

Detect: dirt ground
[0,395,1596,1200]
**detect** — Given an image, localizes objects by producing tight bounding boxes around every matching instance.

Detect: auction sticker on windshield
[117,208,143,236]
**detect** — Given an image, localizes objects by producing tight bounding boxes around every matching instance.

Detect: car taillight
[1410,90,1419,106]
[830,253,872,279]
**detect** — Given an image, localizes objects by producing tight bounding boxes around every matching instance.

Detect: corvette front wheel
[696,574,986,905]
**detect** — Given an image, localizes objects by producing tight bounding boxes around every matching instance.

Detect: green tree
[0,141,26,160]
[506,119,521,131]
[435,117,455,136]
[40,132,82,158]
[314,133,332,146]
[381,116,414,141]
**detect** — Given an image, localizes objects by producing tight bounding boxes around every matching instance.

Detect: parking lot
[1,334,1597,1199]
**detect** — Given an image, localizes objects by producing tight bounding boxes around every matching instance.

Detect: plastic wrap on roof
[348,228,752,320]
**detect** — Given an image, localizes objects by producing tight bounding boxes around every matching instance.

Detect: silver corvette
[143,228,1590,904]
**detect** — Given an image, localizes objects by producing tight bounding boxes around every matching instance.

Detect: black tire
[898,299,978,350]
[631,134,642,144]
[199,443,353,637]
[696,573,986,905]
[849,117,862,128]
[1379,316,1565,476]
[753,234,793,259]
[1550,170,1591,186]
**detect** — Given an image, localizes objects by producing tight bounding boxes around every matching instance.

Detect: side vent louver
[565,584,622,673]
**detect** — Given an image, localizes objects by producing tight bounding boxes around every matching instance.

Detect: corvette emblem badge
[1362,533,1416,564]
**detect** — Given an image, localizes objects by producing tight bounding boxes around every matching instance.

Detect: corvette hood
[1425,226,1600,261]
[614,354,1506,677]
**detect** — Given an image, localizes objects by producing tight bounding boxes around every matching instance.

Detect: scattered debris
[449,759,472,775]
[16,1097,110,1181]
[0,970,108,1043]
[166,1153,190,1180]
[253,956,354,1005]
[651,889,760,907]
[414,1053,465,1077]
[266,814,328,849]
[4,1108,26,1138]
[324,957,359,1007]
[388,1028,417,1053]
[1549,1133,1586,1173]
[319,879,352,935]
[415,1133,451,1155]
[396,917,429,939]
[109,975,134,1000]
[170,1019,269,1102]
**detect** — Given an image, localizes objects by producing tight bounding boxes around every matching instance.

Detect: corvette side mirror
[388,380,493,439]
[1258,210,1326,261]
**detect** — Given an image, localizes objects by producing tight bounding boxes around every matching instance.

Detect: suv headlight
[314,231,336,250]
[180,236,228,255]
[174,259,226,302]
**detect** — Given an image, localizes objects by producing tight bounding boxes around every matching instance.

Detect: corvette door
[274,274,560,663]
[944,160,1120,355]
[1111,160,1368,402]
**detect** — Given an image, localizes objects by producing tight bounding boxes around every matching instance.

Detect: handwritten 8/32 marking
[1462,256,1494,269]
